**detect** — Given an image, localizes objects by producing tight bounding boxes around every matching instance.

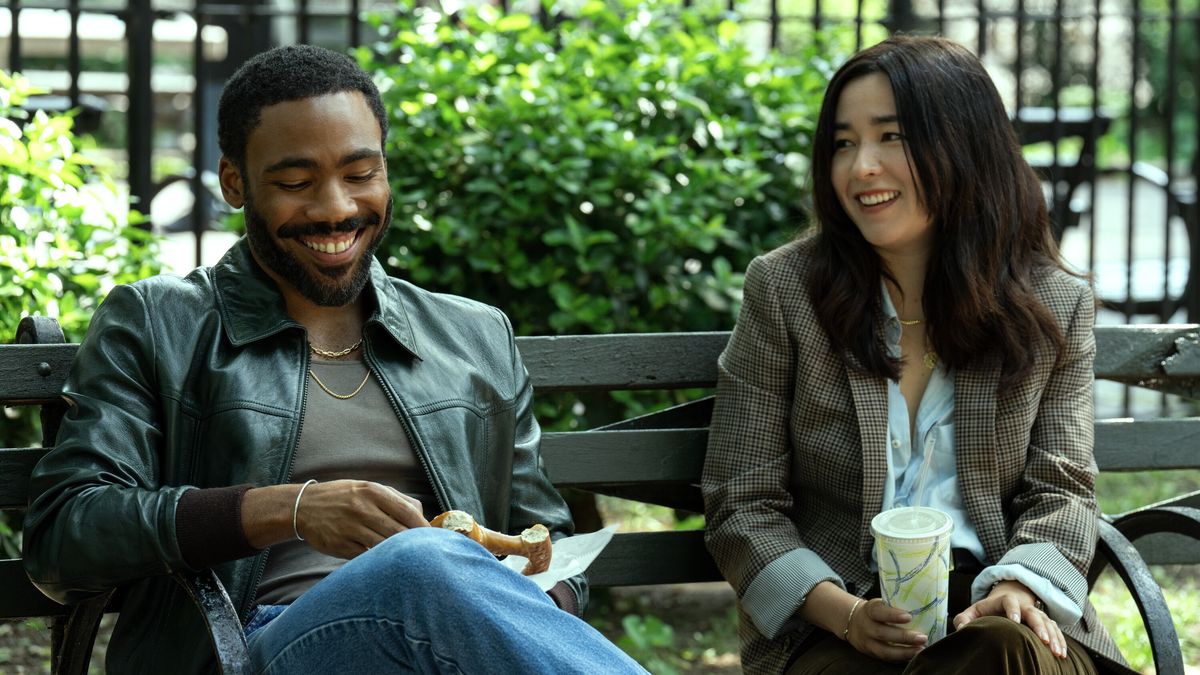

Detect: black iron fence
[2,0,1197,331]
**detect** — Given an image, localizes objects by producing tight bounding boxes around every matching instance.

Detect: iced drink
[870,506,954,643]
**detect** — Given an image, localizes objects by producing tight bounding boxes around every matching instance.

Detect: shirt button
[892,439,901,448]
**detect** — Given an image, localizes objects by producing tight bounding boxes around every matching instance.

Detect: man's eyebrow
[833,114,899,130]
[263,148,383,174]
[338,148,384,167]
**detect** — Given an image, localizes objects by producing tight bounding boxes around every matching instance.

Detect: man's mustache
[277,213,380,239]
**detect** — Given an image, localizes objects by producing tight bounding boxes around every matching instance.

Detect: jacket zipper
[364,339,450,513]
[240,339,309,619]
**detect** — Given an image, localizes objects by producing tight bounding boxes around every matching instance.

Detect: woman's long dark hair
[809,35,1069,391]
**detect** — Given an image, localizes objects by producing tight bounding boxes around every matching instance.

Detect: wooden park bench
[2,316,1198,674]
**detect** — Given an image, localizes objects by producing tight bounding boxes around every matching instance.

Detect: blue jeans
[244,527,647,674]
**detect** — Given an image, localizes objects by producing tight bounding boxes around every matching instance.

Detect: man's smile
[298,228,365,259]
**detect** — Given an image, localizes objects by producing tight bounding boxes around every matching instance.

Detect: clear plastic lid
[871,506,954,540]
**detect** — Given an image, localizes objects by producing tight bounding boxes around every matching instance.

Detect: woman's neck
[881,250,930,321]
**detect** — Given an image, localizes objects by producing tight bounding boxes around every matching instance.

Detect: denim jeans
[244,527,647,674]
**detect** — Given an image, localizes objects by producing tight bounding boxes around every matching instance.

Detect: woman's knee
[952,615,1037,648]
[907,616,1043,674]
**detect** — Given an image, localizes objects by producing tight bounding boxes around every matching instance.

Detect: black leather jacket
[23,238,581,674]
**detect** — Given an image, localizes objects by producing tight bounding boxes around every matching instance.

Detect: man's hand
[242,480,428,558]
[952,579,1066,658]
[845,598,928,662]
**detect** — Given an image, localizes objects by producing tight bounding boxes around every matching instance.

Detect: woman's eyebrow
[834,114,899,130]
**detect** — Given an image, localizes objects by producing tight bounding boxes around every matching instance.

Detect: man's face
[222,91,391,307]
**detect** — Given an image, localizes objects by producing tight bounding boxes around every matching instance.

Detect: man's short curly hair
[217,44,388,171]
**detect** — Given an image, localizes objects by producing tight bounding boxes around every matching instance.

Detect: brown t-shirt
[255,359,437,605]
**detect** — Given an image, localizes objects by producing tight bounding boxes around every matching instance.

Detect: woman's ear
[218,156,245,209]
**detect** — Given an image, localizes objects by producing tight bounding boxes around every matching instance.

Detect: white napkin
[501,525,619,591]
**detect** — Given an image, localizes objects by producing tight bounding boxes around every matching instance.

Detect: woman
[702,36,1129,675]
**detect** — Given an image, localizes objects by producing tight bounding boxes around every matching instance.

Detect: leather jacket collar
[210,237,421,358]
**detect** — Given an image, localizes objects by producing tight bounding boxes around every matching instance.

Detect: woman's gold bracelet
[842,598,865,641]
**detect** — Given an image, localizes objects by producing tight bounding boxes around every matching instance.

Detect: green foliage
[0,70,160,349]
[359,0,834,426]
[0,70,160,550]
[616,614,680,674]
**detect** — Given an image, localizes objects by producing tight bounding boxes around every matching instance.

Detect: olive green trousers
[784,567,1101,675]
[784,615,1098,675]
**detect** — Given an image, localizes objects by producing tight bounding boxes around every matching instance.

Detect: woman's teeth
[859,191,898,206]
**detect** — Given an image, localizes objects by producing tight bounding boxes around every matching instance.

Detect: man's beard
[244,191,391,307]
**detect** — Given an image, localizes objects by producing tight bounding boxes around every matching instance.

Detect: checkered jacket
[702,236,1125,674]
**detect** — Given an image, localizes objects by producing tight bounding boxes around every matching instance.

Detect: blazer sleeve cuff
[742,548,845,639]
[970,543,1086,625]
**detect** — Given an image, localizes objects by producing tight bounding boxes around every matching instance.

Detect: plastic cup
[870,506,954,644]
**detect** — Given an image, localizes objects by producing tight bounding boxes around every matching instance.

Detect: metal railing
[2,0,1197,333]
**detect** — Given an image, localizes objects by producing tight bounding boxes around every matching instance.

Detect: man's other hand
[242,480,429,557]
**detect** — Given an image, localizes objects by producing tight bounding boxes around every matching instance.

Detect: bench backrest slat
[0,447,44,510]
[519,332,727,391]
[1092,419,1200,471]
[541,429,708,486]
[2,327,1196,400]
[0,344,74,404]
[3,418,1199,509]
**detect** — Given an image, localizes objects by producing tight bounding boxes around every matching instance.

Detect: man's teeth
[303,238,353,254]
[859,191,899,206]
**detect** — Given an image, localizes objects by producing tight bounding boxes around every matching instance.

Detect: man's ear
[218,156,245,209]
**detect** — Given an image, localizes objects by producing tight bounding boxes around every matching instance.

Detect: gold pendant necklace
[309,368,371,399]
[309,339,363,359]
[923,349,938,370]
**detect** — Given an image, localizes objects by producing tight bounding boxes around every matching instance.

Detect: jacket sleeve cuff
[970,543,1086,625]
[546,581,579,616]
[175,484,258,570]
[742,548,845,639]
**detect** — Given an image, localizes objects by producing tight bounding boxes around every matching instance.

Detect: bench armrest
[52,569,250,675]
[1088,516,1187,675]
[175,569,252,675]
[51,591,111,675]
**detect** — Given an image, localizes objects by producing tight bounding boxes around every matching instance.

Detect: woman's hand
[801,583,926,662]
[845,598,928,662]
[952,579,1066,658]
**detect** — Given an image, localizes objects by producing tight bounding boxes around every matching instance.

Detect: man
[23,44,645,674]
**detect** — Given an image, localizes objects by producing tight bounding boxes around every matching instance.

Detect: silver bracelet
[293,479,318,541]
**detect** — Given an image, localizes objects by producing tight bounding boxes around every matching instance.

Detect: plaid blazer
[702,236,1125,674]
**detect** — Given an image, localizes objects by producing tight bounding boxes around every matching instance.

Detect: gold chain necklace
[899,320,937,369]
[309,339,363,359]
[308,368,371,399]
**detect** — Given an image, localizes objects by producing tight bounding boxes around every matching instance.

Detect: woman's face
[831,72,933,260]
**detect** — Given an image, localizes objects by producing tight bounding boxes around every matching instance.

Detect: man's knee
[371,527,489,585]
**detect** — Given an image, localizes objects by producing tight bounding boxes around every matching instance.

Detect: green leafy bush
[359,0,835,427]
[0,70,160,554]
[0,71,160,348]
